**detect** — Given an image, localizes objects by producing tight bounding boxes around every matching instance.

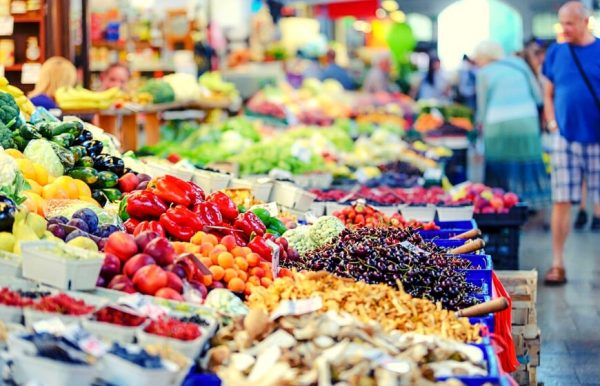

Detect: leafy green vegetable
[139,79,176,104]
[0,92,20,128]
[0,122,15,149]
[23,139,70,176]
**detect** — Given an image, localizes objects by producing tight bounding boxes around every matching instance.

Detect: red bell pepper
[193,201,223,227]
[248,236,272,261]
[123,218,140,234]
[133,220,165,237]
[151,175,194,207]
[159,206,203,241]
[207,191,238,221]
[233,212,266,237]
[188,182,206,205]
[125,191,167,220]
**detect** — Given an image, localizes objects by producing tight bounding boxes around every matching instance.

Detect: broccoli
[0,92,20,128]
[0,122,15,149]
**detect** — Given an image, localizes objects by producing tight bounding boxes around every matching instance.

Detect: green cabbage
[23,139,65,176]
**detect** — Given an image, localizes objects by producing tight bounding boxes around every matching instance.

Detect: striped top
[476,56,542,125]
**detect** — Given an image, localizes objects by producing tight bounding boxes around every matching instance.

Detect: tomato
[132,265,168,295]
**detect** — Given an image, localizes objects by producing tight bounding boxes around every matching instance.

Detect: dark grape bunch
[178,314,211,327]
[289,227,481,310]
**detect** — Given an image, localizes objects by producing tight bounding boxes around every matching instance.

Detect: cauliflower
[0,149,17,187]
[308,216,345,246]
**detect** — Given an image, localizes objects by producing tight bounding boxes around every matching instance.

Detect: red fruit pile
[0,288,35,307]
[94,306,146,327]
[31,294,96,316]
[333,203,439,230]
[144,318,201,341]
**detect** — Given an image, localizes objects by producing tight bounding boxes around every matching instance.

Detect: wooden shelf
[12,14,43,23]
[3,64,23,71]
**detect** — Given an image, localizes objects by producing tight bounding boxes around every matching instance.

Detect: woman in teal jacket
[474,40,550,209]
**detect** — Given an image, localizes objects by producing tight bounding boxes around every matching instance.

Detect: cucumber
[51,133,74,148]
[68,167,99,185]
[35,122,57,138]
[70,146,87,163]
[77,156,94,168]
[92,171,119,189]
[101,188,122,202]
[51,121,84,137]
[19,124,42,140]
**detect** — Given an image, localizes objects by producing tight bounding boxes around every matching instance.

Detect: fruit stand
[0,79,535,386]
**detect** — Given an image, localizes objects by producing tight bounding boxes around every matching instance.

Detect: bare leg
[580,180,587,211]
[552,202,572,268]
[594,203,600,217]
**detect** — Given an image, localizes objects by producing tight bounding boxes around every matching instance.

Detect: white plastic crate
[229,178,273,202]
[437,206,475,222]
[0,304,23,323]
[98,353,176,386]
[309,172,333,190]
[136,329,207,360]
[192,170,232,193]
[12,354,96,386]
[325,202,349,215]
[293,189,317,212]
[21,241,104,290]
[309,201,326,217]
[145,161,195,181]
[23,309,89,328]
[373,205,398,217]
[293,174,311,189]
[399,205,437,222]
[269,182,297,208]
[0,251,22,277]
[82,318,145,344]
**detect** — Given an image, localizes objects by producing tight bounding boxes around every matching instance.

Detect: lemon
[0,232,15,252]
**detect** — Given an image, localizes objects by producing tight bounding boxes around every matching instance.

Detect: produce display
[30,293,96,316]
[93,306,146,327]
[247,271,480,342]
[208,308,483,385]
[55,86,123,110]
[144,317,201,341]
[332,202,439,230]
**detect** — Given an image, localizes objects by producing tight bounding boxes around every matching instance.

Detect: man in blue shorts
[542,1,600,285]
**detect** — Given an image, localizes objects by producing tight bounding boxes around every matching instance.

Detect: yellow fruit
[26,212,47,238]
[53,176,79,199]
[22,192,47,216]
[0,76,8,87]
[4,148,24,159]
[26,179,42,195]
[67,236,98,252]
[6,85,23,96]
[32,163,49,185]
[42,184,68,200]
[74,179,92,197]
[15,158,36,180]
[0,232,15,252]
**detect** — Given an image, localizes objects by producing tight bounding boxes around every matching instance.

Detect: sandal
[544,266,567,285]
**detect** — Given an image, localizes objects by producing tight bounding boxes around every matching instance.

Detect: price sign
[266,239,280,279]
[0,17,14,35]
[270,297,323,320]
[399,240,430,255]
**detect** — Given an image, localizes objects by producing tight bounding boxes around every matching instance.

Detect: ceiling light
[390,10,406,23]
[382,0,398,12]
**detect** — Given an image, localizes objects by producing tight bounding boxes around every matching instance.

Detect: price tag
[266,239,280,279]
[21,62,42,84]
[0,17,14,35]
[32,318,67,334]
[250,202,279,217]
[270,297,323,320]
[424,168,443,181]
[399,240,430,255]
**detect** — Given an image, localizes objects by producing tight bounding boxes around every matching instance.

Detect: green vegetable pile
[283,216,345,256]
[139,79,176,104]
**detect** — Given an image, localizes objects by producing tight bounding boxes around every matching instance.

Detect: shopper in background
[100,63,130,91]
[320,49,355,90]
[457,54,477,112]
[542,1,600,284]
[412,55,450,101]
[474,40,550,217]
[28,56,77,110]
[363,54,393,93]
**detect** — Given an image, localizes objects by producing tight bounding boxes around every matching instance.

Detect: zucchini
[51,121,84,137]
[92,171,119,189]
[101,188,122,202]
[68,167,99,185]
[77,156,94,168]
[51,133,74,148]
[19,124,42,140]
[35,122,57,138]
[70,146,87,163]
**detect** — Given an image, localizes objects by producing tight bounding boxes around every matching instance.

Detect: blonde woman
[28,56,77,110]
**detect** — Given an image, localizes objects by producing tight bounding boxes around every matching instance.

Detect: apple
[108,275,136,293]
[104,232,138,263]
[503,192,519,208]
[132,265,168,295]
[100,253,121,281]
[123,253,156,278]
[489,197,504,210]
[165,271,183,293]
[166,264,187,279]
[144,237,175,266]
[155,288,184,301]
[134,231,161,252]
[118,173,141,193]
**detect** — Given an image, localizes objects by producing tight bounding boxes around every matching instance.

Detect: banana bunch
[56,86,123,111]
[0,76,35,116]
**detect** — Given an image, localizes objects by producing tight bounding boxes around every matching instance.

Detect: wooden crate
[513,363,537,386]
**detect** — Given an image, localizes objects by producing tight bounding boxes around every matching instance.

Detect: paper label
[32,318,66,334]
[270,296,323,320]
[21,62,41,84]
[117,294,168,319]
[266,239,280,279]
[399,241,430,255]
[0,17,14,35]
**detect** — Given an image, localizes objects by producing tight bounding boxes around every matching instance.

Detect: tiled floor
[519,224,600,386]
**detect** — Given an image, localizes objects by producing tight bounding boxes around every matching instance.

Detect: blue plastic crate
[436,219,477,229]
[470,314,495,333]
[437,343,501,385]
[419,227,475,239]
[458,254,493,270]
[432,239,467,248]
[465,269,492,298]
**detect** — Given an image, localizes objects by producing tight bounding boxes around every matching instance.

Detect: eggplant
[73,129,93,145]
[0,195,16,232]
[81,140,103,158]
[91,190,108,206]
[93,155,125,176]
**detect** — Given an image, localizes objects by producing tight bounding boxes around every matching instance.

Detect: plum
[47,224,66,239]
[72,208,99,233]
[95,224,119,238]
[67,218,89,233]
[47,216,69,226]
